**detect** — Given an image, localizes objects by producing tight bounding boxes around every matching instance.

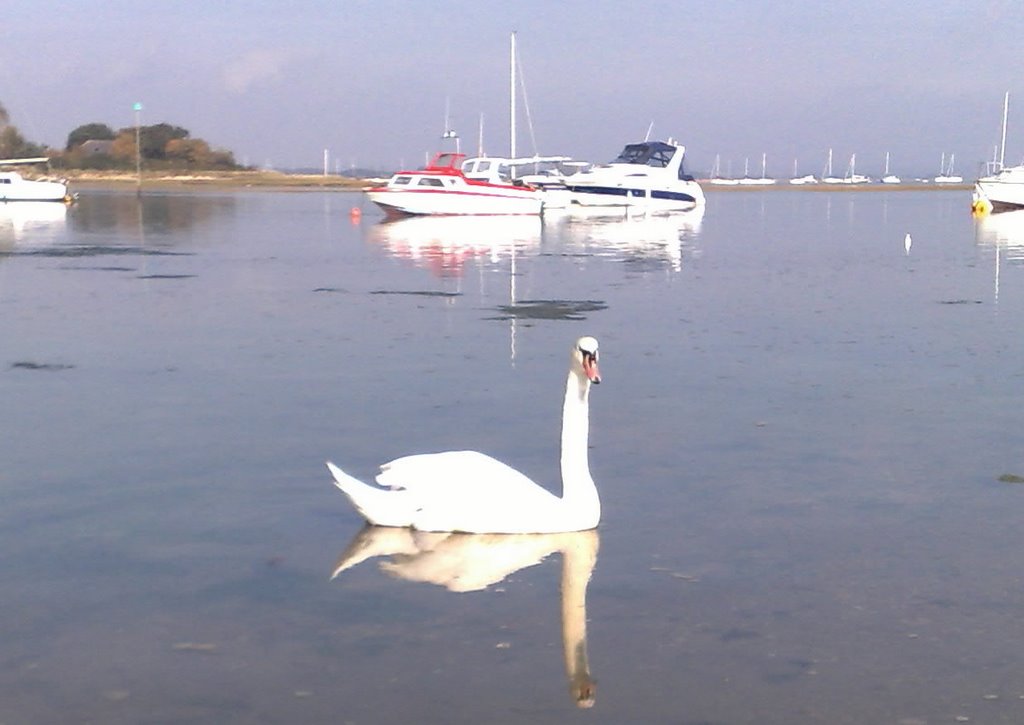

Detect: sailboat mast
[1000,91,1009,169]
[510,31,517,159]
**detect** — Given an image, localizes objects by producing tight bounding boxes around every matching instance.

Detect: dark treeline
[0,101,243,170]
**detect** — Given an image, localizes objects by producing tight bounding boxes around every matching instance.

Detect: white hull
[975,166,1024,211]
[0,172,70,202]
[366,152,543,217]
[367,187,541,216]
[565,140,705,212]
[568,185,704,211]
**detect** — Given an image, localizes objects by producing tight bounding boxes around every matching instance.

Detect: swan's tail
[326,461,417,528]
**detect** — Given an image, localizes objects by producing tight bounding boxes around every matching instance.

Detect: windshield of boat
[613,142,675,168]
[430,152,464,170]
[462,158,513,183]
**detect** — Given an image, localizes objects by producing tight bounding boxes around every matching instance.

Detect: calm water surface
[3,189,1024,724]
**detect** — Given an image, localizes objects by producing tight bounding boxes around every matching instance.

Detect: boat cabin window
[417,177,445,187]
[0,178,9,184]
[613,142,675,168]
[392,176,412,185]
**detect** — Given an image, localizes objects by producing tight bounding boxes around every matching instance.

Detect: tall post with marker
[133,101,143,197]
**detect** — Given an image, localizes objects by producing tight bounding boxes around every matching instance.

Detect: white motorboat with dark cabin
[0,157,73,202]
[365,152,543,218]
[563,140,705,211]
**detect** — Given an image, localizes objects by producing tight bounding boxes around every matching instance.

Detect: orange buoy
[349,206,362,224]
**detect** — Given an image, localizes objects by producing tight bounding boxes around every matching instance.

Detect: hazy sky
[3,0,1023,176]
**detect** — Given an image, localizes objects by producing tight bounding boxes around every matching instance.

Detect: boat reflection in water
[332,527,599,708]
[547,205,705,272]
[365,215,542,278]
[974,209,1024,305]
[0,201,68,247]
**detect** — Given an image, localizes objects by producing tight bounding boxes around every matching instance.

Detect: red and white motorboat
[365,152,542,218]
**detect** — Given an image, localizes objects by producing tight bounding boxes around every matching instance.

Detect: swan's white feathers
[327,335,601,534]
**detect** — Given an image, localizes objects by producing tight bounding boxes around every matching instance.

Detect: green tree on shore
[2,98,242,170]
[65,123,115,151]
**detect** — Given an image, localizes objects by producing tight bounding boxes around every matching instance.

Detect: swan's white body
[327,336,601,533]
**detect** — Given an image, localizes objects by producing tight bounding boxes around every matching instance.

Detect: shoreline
[699,181,972,192]
[60,169,371,192]
[48,169,974,194]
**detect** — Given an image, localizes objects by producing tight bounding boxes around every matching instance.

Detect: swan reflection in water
[365,215,543,278]
[332,527,599,708]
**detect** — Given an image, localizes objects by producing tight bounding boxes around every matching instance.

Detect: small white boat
[881,151,901,184]
[0,159,72,202]
[564,140,705,211]
[707,155,739,185]
[821,148,845,184]
[842,153,871,184]
[738,152,776,185]
[788,159,817,185]
[365,152,543,217]
[934,152,963,184]
[820,150,870,185]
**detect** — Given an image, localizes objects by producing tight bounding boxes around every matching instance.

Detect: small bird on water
[904,233,912,255]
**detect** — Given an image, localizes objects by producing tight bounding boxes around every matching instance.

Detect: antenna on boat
[478,113,485,157]
[441,97,460,153]
[644,121,654,142]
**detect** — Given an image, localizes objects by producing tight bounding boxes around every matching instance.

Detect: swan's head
[574,336,600,384]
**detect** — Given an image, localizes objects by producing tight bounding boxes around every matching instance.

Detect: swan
[326,336,602,533]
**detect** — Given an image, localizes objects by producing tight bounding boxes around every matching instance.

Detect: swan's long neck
[559,369,599,523]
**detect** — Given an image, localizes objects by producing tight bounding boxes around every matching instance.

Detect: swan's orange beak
[583,355,601,384]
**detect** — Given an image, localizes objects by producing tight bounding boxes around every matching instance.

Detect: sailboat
[973,91,1024,212]
[843,153,870,184]
[0,157,74,202]
[738,154,774,185]
[789,158,817,185]
[709,154,738,185]
[934,152,963,183]
[754,152,776,184]
[881,151,901,184]
[822,148,845,184]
